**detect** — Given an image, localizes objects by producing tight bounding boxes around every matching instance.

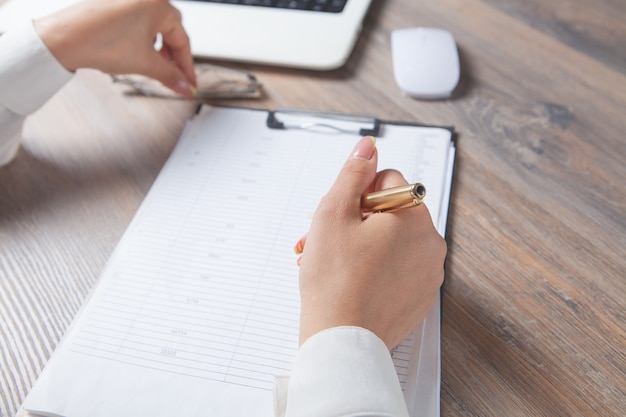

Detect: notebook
[17,106,455,417]
[172,0,373,69]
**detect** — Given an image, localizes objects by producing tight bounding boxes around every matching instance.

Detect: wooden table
[1,0,624,415]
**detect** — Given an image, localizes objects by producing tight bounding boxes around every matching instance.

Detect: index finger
[370,169,409,193]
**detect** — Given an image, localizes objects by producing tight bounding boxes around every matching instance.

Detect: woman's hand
[297,136,447,349]
[34,0,196,97]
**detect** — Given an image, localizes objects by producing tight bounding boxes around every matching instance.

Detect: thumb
[324,136,378,215]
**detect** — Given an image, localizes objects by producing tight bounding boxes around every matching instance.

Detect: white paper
[20,107,454,417]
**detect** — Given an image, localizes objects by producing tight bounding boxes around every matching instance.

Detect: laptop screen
[183,0,349,14]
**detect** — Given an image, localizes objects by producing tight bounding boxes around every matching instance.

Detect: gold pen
[361,183,426,213]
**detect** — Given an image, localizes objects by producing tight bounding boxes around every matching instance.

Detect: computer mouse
[391,27,460,99]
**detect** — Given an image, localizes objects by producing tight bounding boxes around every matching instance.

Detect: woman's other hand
[34,0,196,97]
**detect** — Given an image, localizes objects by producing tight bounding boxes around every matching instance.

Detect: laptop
[172,0,373,70]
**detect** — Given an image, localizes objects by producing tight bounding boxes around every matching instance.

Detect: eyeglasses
[111,63,263,100]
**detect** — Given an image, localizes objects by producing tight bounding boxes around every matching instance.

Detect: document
[18,106,455,417]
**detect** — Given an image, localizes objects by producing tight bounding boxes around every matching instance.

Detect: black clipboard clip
[267,109,381,137]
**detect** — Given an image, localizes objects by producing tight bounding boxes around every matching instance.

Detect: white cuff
[0,19,72,116]
[0,110,22,166]
[280,326,409,417]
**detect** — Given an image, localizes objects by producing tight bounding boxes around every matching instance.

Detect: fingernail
[174,79,194,97]
[294,235,307,254]
[189,84,198,96]
[294,238,305,254]
[296,255,303,267]
[351,136,376,160]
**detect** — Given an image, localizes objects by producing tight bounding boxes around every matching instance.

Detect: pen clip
[267,109,381,137]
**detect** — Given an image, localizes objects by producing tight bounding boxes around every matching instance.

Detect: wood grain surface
[1,0,624,416]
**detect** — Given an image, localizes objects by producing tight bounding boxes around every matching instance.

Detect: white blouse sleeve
[0,19,72,166]
[275,326,409,417]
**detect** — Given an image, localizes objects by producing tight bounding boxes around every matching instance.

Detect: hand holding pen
[294,182,426,262]
[294,136,446,350]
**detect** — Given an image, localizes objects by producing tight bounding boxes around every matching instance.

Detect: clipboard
[266,107,453,417]
[18,105,455,417]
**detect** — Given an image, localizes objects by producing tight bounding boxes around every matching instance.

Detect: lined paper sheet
[20,106,454,417]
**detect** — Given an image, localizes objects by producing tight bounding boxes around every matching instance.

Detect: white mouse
[391,27,460,99]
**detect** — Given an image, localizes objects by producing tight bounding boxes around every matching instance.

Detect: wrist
[34,17,76,72]
[33,4,95,73]
[299,306,374,347]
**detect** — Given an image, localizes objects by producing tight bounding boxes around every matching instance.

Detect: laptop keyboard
[186,0,349,13]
